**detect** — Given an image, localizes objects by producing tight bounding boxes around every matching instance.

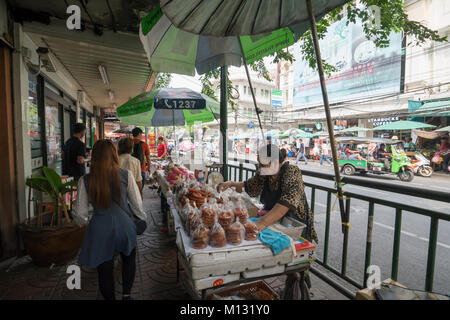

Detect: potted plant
[19,167,87,266]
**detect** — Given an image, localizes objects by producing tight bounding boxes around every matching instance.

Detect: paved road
[217,156,450,295]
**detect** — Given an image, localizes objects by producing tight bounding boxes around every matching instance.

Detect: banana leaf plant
[25,167,78,227]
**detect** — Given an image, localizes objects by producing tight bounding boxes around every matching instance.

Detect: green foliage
[26,167,77,204]
[154,73,172,89]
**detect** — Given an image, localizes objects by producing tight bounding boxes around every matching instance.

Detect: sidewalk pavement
[0,187,348,300]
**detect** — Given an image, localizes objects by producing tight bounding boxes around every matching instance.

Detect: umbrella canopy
[140,4,306,76]
[338,126,371,133]
[373,120,436,131]
[436,126,450,132]
[295,132,314,139]
[160,0,349,37]
[117,88,219,127]
[274,132,290,139]
[313,131,329,137]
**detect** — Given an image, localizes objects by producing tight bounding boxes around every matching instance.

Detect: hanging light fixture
[98,64,110,87]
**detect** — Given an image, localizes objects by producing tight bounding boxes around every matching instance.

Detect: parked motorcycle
[410,152,433,177]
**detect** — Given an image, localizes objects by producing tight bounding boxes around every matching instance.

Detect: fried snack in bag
[186,207,200,236]
[244,221,259,241]
[209,223,227,248]
[218,203,234,231]
[226,221,245,245]
[233,200,249,225]
[191,223,210,250]
[201,201,217,228]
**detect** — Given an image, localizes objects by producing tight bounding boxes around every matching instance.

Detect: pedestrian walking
[320,142,332,165]
[131,127,151,191]
[295,139,308,165]
[118,138,143,196]
[62,123,87,181]
[74,140,147,300]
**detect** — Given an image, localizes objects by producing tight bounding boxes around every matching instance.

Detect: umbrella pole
[220,66,228,181]
[173,109,176,159]
[306,0,347,233]
[238,38,265,142]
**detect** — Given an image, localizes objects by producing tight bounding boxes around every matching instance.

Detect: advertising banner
[293,17,403,110]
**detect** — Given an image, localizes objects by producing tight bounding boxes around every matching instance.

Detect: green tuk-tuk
[336,137,414,182]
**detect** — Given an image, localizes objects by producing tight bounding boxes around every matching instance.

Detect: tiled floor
[0,187,348,300]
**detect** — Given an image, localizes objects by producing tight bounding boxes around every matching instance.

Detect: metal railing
[208,162,450,298]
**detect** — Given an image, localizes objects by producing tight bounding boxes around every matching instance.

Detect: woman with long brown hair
[74,139,146,300]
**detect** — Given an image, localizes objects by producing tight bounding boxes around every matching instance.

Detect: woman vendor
[218,144,318,243]
[218,144,317,299]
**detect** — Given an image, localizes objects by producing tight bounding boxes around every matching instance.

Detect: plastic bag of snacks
[226,221,245,245]
[233,200,249,225]
[244,220,259,241]
[218,203,234,231]
[181,202,195,221]
[178,186,189,206]
[201,201,218,228]
[209,223,227,248]
[191,223,210,249]
[186,209,201,237]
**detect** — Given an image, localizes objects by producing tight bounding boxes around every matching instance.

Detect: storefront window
[27,74,43,170]
[45,96,62,174]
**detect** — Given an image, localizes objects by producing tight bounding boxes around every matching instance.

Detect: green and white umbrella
[140,4,309,76]
[160,0,349,37]
[117,88,219,127]
[295,132,314,139]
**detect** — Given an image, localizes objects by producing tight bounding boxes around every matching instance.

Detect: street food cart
[155,163,316,300]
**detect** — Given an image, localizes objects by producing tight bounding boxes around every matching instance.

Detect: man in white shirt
[118,138,143,197]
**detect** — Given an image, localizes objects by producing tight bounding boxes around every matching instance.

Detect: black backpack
[132,141,144,166]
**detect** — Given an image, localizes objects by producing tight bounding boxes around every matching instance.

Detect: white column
[12,23,33,222]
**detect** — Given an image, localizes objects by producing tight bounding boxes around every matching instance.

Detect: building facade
[283,0,450,135]
[0,0,156,260]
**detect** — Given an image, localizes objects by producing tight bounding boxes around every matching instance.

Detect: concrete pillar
[358,119,373,138]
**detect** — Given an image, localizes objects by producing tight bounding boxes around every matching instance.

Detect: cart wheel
[342,165,356,176]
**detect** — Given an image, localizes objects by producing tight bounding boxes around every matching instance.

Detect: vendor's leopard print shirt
[245,163,318,243]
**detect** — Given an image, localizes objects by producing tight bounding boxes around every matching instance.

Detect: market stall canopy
[436,126,450,132]
[373,120,436,131]
[140,4,309,76]
[413,100,450,117]
[160,0,350,37]
[338,126,371,133]
[336,137,400,145]
[117,88,219,127]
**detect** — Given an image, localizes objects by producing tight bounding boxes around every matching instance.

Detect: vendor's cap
[257,144,281,165]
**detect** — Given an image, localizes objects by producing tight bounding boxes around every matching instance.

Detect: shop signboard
[368,116,399,127]
[271,90,283,108]
[293,16,403,110]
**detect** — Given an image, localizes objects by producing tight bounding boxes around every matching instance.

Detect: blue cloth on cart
[251,218,291,255]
